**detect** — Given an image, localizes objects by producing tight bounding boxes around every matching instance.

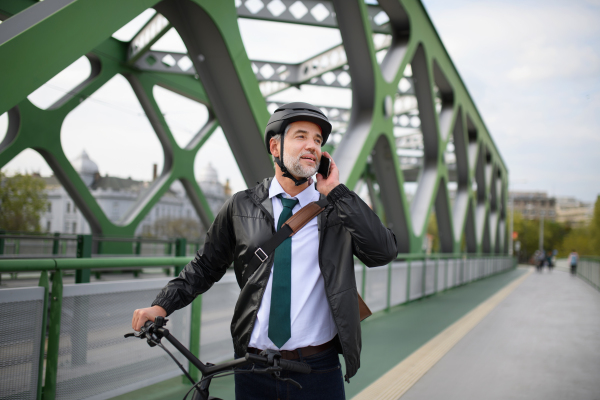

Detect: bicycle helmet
[265,102,332,186]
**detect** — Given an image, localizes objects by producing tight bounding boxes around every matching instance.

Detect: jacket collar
[246,177,274,219]
[246,177,272,201]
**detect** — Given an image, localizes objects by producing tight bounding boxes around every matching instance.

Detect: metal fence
[0,287,45,400]
[0,232,203,259]
[578,257,600,291]
[54,279,191,400]
[0,254,514,400]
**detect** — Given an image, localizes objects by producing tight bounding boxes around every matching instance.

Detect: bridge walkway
[396,266,600,400]
[115,265,600,400]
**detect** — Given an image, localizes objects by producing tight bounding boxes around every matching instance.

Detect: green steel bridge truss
[0,0,508,255]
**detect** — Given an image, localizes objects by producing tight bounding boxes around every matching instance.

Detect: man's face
[271,121,323,178]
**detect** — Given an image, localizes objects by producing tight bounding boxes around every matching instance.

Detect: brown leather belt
[247,339,333,360]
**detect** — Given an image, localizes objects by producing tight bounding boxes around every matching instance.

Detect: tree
[426,212,440,253]
[512,211,569,262]
[590,196,600,254]
[148,217,205,241]
[0,172,48,232]
[560,226,593,257]
[560,195,600,257]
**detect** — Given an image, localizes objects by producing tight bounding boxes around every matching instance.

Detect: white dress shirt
[248,177,337,350]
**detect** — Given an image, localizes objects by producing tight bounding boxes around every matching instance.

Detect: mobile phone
[317,155,331,179]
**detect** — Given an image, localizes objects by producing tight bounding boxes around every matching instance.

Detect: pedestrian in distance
[568,249,579,275]
[535,250,545,272]
[546,251,554,271]
[131,102,398,400]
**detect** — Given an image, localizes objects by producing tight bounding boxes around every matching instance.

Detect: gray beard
[283,151,320,178]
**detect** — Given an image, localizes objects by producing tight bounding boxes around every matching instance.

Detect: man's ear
[269,138,280,158]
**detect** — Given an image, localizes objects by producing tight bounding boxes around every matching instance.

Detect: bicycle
[125,316,312,400]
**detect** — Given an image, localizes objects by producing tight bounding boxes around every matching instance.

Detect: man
[536,250,545,272]
[132,102,397,399]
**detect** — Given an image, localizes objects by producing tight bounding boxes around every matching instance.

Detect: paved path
[114,267,600,400]
[116,268,530,400]
[400,268,600,400]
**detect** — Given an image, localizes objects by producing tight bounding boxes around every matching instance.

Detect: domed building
[39,151,231,238]
[197,163,229,215]
[71,150,99,187]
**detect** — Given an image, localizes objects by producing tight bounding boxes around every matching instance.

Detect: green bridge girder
[0,0,508,255]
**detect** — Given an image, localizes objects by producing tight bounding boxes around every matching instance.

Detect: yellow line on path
[351,268,534,400]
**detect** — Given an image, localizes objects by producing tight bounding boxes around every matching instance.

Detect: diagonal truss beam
[235,0,392,34]
[133,38,393,97]
[153,0,273,186]
[0,0,509,256]
[0,0,159,116]
[127,12,172,63]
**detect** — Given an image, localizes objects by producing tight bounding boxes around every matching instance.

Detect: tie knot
[277,194,299,210]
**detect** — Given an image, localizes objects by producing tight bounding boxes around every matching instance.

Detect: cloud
[431,2,600,83]
[506,44,600,82]
[423,0,600,201]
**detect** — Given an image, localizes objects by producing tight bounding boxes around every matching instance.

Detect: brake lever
[124,318,168,341]
[246,365,301,388]
[272,375,302,389]
[249,366,282,374]
[124,330,146,339]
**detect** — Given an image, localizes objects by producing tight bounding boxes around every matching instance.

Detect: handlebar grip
[144,321,153,329]
[279,359,311,374]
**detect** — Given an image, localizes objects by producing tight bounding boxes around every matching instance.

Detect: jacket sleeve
[151,195,237,315]
[327,184,398,267]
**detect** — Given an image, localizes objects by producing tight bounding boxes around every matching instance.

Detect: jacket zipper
[241,186,275,353]
[318,206,351,383]
[246,185,351,380]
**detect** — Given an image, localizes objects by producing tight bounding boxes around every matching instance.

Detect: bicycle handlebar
[126,318,312,375]
[277,358,312,374]
[244,353,312,374]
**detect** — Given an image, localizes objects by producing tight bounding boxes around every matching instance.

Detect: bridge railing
[0,231,203,259]
[0,254,514,400]
[578,256,600,291]
[0,233,204,284]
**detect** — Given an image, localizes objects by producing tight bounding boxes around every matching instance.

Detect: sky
[421,0,600,201]
[1,0,599,202]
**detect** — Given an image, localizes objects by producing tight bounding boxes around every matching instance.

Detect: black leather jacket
[152,178,397,380]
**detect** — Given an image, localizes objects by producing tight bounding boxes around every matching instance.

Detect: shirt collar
[269,176,319,208]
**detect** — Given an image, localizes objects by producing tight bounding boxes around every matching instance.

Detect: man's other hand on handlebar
[132,305,167,331]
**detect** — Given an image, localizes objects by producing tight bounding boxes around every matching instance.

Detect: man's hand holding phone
[316,151,340,196]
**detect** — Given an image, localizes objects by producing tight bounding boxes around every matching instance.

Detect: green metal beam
[44,269,63,400]
[0,0,509,256]
[0,0,158,115]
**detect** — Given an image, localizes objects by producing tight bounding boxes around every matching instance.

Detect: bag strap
[243,198,328,283]
[242,196,373,322]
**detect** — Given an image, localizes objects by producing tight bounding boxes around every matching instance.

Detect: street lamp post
[508,194,514,255]
[539,210,545,252]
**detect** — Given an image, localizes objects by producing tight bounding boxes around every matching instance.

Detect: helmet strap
[275,133,308,187]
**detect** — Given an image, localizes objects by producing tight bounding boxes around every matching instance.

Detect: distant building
[509,191,556,220]
[509,191,593,226]
[39,150,230,236]
[555,197,593,227]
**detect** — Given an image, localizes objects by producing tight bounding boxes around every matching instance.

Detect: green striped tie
[268,194,299,348]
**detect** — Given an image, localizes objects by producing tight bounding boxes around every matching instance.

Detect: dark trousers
[537,261,544,271]
[234,347,345,400]
[571,264,577,275]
